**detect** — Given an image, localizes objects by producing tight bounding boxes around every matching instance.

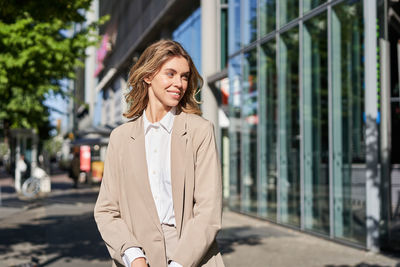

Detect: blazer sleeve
[94,133,142,265]
[171,121,223,267]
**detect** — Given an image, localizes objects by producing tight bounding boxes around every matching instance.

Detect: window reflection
[279,27,300,226]
[228,0,241,54]
[303,13,329,234]
[242,49,258,214]
[332,0,366,245]
[279,0,299,27]
[242,0,257,45]
[259,0,276,36]
[226,0,370,247]
[259,40,278,221]
[303,0,326,14]
[229,55,242,210]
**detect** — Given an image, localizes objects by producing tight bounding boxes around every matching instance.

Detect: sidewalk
[0,169,109,267]
[219,210,400,267]
[0,168,399,267]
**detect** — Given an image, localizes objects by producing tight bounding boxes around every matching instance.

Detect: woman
[94,40,224,267]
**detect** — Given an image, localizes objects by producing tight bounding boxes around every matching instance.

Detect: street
[0,169,399,267]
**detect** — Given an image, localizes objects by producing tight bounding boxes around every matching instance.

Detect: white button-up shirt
[123,108,182,267]
[143,107,176,225]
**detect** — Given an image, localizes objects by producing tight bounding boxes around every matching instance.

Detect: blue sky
[44,79,70,135]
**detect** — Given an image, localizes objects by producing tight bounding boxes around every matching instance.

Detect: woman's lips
[167,90,181,99]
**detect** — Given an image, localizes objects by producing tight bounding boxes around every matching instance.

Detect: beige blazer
[94,111,225,267]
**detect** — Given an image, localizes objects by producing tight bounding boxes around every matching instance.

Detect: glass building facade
[172,8,202,73]
[227,0,374,247]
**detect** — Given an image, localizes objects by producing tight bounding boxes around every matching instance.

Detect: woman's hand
[131,257,147,267]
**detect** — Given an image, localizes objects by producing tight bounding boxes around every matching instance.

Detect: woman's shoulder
[184,112,213,131]
[109,117,141,142]
[183,112,215,143]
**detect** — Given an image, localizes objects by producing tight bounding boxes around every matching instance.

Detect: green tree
[0,0,106,141]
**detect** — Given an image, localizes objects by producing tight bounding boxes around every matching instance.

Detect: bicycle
[21,166,51,199]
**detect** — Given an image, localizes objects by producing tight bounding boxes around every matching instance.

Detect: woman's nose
[173,76,183,88]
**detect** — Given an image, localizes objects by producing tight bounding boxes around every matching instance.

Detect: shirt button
[154,149,157,153]
[152,171,156,175]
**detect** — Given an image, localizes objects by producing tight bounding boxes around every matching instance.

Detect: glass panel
[228,55,242,210]
[259,40,278,221]
[303,0,326,14]
[94,91,103,126]
[332,0,366,245]
[172,8,202,73]
[279,0,299,27]
[279,27,300,226]
[303,13,329,234]
[242,0,257,45]
[228,0,241,54]
[259,0,276,36]
[241,48,258,214]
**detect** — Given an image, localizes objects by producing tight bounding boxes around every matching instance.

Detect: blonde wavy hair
[124,39,203,119]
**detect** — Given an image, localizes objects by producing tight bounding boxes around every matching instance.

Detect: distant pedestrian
[15,154,28,193]
[69,151,80,188]
[94,40,224,267]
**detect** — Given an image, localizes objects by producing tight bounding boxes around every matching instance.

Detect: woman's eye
[167,72,174,77]
[182,75,189,81]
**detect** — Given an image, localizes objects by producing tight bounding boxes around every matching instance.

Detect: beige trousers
[161,224,179,263]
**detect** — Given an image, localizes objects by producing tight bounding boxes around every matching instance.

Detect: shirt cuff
[122,247,146,267]
[169,261,183,267]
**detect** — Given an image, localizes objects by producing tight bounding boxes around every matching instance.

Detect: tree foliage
[0,0,105,139]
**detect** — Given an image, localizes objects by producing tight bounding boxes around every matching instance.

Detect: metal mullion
[239,52,245,212]
[299,0,305,231]
[300,0,303,16]
[302,1,329,21]
[259,30,277,46]
[256,0,267,218]
[242,42,259,54]
[228,50,242,59]
[257,0,260,40]
[327,3,334,240]
[228,33,273,59]
[256,44,263,217]
[278,18,301,34]
[276,0,281,224]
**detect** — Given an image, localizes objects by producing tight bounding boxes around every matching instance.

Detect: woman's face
[145,56,190,111]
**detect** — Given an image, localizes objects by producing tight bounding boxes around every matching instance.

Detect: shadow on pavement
[217,225,294,255]
[0,190,100,210]
[0,211,109,265]
[1,185,16,194]
[0,170,101,210]
[326,264,400,267]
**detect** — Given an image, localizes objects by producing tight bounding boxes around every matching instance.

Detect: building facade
[226,0,400,252]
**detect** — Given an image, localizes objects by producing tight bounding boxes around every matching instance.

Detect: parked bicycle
[21,166,51,199]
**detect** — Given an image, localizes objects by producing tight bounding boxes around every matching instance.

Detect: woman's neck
[145,102,171,123]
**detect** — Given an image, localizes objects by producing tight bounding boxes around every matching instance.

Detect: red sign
[80,146,91,172]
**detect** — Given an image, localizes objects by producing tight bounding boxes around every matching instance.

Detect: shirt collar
[143,107,176,134]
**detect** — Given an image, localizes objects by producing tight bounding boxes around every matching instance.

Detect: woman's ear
[144,76,152,85]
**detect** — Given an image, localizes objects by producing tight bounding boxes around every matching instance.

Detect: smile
[167,90,181,98]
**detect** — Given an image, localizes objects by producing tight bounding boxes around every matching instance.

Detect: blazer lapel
[127,116,162,234]
[171,112,187,237]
